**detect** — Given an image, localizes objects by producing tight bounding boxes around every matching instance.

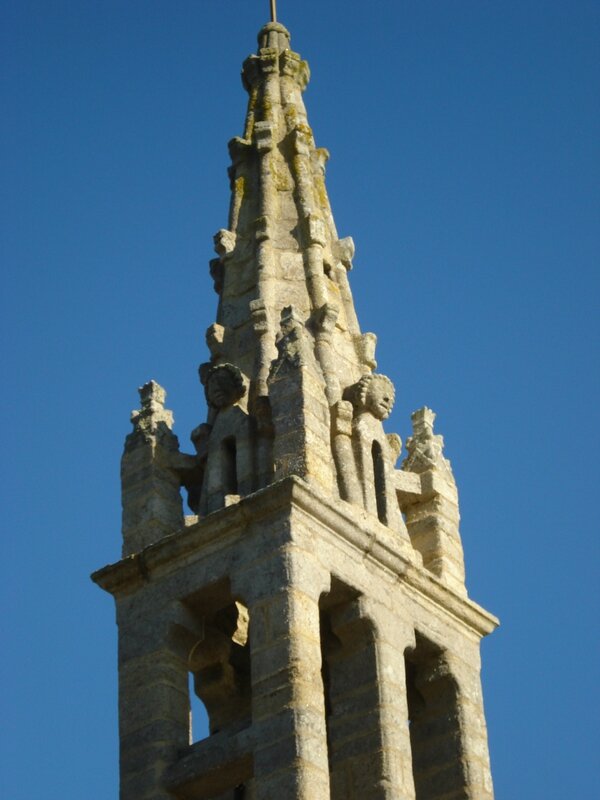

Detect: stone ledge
[394,469,422,500]
[163,727,253,799]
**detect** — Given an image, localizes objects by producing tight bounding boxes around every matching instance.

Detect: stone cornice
[285,478,499,639]
[91,476,498,637]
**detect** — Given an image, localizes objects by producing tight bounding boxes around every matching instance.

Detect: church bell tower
[93,19,497,800]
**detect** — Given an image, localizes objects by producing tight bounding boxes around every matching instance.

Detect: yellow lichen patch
[292,155,308,182]
[295,123,314,145]
[235,175,246,200]
[248,89,258,115]
[272,159,292,192]
[284,106,298,132]
[261,97,272,117]
[244,90,258,140]
[315,176,329,208]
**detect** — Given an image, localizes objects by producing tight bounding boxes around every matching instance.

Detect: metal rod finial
[270,0,277,23]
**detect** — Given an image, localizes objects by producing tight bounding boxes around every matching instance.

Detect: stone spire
[219,19,361,386]
[197,21,406,534]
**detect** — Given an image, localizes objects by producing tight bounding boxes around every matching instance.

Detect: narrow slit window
[222,436,238,495]
[372,440,387,524]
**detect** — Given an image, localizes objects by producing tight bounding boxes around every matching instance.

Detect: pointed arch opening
[405,633,467,799]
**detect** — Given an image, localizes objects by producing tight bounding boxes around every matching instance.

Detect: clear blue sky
[2,2,598,798]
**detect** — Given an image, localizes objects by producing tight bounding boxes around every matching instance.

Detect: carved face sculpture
[206,364,245,409]
[364,375,395,420]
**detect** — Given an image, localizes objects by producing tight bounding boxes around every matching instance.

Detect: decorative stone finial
[130,380,174,434]
[270,306,312,372]
[257,21,290,53]
[403,406,446,473]
[400,407,466,593]
[412,406,436,436]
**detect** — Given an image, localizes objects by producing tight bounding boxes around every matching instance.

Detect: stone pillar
[404,633,494,800]
[401,408,467,595]
[253,118,277,304]
[121,381,183,557]
[250,298,273,400]
[332,399,362,504]
[232,543,331,800]
[448,650,495,799]
[268,306,334,494]
[117,601,190,800]
[292,117,329,312]
[251,41,280,312]
[332,237,360,335]
[321,596,416,800]
[365,600,418,800]
[314,301,341,406]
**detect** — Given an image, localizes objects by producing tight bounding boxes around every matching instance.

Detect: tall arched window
[405,633,467,798]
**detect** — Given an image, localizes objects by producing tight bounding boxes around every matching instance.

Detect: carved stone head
[351,373,396,420]
[205,363,246,409]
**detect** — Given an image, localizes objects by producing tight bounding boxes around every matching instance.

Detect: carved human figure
[347,373,396,420]
[205,363,246,409]
[197,363,254,514]
[337,373,405,534]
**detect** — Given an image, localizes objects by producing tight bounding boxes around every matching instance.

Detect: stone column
[314,301,341,406]
[448,649,495,799]
[117,600,190,800]
[332,399,362,504]
[332,237,360,335]
[321,595,416,800]
[364,600,417,800]
[232,542,331,800]
[250,298,273,401]
[291,118,329,312]
[252,44,280,311]
[401,408,467,596]
[268,306,334,495]
[253,117,277,304]
[121,381,183,557]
